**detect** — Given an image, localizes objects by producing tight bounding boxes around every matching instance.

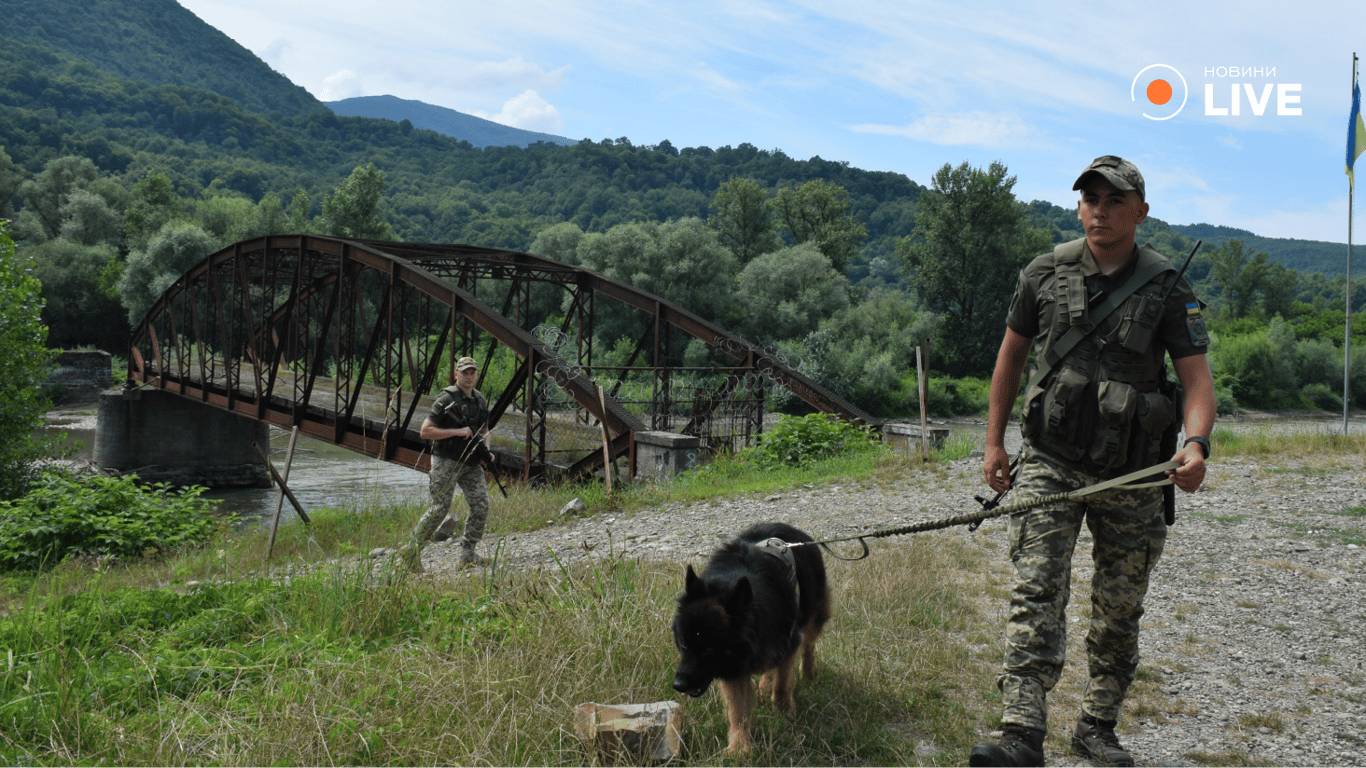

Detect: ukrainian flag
[1349,80,1366,189]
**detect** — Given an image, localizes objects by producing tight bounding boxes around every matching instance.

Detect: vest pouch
[1040,367,1091,455]
[1089,380,1137,472]
[1127,389,1176,469]
[1118,293,1163,354]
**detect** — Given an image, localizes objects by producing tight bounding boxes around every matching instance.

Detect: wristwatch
[1183,436,1211,459]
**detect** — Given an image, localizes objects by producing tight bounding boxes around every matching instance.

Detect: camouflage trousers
[413,455,490,552]
[997,447,1168,733]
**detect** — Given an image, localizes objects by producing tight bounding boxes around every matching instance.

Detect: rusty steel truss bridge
[128,235,878,482]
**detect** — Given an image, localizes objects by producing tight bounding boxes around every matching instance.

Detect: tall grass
[0,531,990,765]
[1212,424,1366,460]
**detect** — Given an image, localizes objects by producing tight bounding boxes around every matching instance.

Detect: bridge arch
[128,235,877,481]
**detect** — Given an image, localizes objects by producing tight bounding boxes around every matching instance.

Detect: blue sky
[177,0,1363,243]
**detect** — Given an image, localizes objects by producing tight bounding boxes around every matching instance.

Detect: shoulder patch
[1186,305,1210,346]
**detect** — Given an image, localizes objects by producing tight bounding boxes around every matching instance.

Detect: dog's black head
[671,564,753,697]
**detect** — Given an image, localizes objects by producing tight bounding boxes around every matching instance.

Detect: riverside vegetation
[1,417,1362,766]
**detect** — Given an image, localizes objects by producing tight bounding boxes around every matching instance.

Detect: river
[45,410,430,527]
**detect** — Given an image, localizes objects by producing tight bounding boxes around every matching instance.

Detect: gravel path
[414,450,1366,767]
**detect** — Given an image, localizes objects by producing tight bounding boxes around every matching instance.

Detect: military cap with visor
[1072,155,1146,201]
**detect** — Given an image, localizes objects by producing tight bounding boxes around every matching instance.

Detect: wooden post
[266,426,301,562]
[253,441,311,526]
[916,345,930,461]
[599,385,614,494]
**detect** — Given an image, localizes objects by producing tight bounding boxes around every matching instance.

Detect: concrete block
[634,431,701,481]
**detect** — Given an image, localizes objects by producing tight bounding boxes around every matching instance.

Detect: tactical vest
[430,385,489,462]
[1021,239,1179,476]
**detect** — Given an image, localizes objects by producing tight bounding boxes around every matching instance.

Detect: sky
[175,0,1366,244]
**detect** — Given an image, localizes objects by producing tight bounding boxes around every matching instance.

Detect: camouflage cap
[1072,155,1145,201]
[456,356,478,371]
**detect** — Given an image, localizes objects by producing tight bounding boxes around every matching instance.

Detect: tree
[117,221,216,324]
[708,177,778,264]
[773,179,867,272]
[577,218,737,324]
[0,147,21,220]
[898,160,1051,376]
[29,239,128,350]
[1207,239,1276,319]
[14,156,101,241]
[735,242,850,342]
[0,222,58,499]
[123,171,184,252]
[319,163,394,240]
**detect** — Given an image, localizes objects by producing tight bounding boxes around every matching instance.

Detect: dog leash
[785,460,1181,561]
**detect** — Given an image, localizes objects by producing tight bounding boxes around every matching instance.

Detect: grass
[1211,424,1366,461]
[0,440,998,766]
[2,422,1358,765]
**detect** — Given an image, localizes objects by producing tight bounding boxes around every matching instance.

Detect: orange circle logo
[1131,64,1187,120]
[1146,79,1173,105]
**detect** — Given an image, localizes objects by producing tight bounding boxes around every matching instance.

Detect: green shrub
[0,471,220,571]
[924,375,991,417]
[1300,382,1343,412]
[750,412,879,467]
[1209,323,1298,409]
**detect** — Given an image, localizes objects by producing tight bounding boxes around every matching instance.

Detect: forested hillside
[0,0,322,117]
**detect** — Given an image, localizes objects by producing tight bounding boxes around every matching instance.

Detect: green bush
[924,375,991,417]
[1209,322,1298,409]
[750,412,879,467]
[0,471,220,571]
[1300,382,1343,412]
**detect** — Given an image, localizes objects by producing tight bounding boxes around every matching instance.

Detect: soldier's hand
[983,445,1012,494]
[1167,444,1206,493]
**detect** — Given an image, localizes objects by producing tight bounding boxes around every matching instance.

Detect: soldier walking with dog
[971,156,1216,767]
[399,356,494,572]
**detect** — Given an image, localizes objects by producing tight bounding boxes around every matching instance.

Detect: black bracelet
[1183,436,1211,459]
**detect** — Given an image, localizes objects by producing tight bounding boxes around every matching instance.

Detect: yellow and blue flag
[1349,80,1366,189]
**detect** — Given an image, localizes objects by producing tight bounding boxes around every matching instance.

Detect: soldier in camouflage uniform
[400,356,493,571]
[972,157,1216,767]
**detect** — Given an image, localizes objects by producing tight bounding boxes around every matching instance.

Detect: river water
[42,408,1365,528]
[47,414,430,527]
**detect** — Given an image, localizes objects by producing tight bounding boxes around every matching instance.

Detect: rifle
[471,440,509,499]
[1158,240,1202,526]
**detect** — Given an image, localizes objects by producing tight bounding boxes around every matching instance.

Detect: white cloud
[849,111,1031,148]
[474,90,564,133]
[1217,135,1244,150]
[320,70,362,101]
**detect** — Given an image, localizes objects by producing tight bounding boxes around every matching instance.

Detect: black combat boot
[1071,714,1133,767]
[969,723,1046,767]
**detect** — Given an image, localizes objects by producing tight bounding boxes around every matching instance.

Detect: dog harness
[754,537,801,639]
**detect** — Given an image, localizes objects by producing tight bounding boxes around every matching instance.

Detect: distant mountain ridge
[328,95,577,149]
[1168,223,1350,277]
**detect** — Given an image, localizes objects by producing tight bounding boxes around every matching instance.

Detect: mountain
[0,0,323,117]
[328,95,576,149]
[1168,223,1351,277]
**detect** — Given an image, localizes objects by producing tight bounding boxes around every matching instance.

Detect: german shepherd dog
[671,522,832,753]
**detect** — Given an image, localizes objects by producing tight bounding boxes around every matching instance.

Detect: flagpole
[1347,52,1358,435]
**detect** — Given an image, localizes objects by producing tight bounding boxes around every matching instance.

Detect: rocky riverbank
[414,453,1365,767]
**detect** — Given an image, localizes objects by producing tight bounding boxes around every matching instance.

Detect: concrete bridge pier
[94,387,272,488]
